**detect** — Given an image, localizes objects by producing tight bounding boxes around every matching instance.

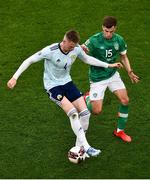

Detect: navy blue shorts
[47,81,82,106]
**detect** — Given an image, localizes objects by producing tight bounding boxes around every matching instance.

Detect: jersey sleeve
[76,45,87,59]
[77,45,108,68]
[119,36,127,55]
[12,46,52,80]
[37,46,52,59]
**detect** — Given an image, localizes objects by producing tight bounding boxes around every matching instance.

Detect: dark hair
[103,16,117,28]
[65,30,80,43]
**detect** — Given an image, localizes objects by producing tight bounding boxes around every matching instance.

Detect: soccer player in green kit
[82,16,140,142]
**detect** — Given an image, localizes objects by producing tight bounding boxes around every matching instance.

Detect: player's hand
[81,44,89,54]
[108,62,123,68]
[7,78,17,89]
[128,71,140,83]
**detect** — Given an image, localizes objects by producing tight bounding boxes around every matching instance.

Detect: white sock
[75,109,90,147]
[79,109,90,131]
[117,128,124,132]
[67,108,90,151]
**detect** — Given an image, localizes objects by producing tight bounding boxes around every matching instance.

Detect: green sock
[85,96,92,112]
[117,104,129,130]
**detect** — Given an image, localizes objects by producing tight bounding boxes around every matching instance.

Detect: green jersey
[85,32,127,82]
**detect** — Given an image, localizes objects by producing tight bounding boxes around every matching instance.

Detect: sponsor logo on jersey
[99,46,105,49]
[114,42,119,50]
[56,59,61,63]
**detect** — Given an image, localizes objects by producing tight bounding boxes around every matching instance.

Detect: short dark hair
[103,16,117,28]
[65,30,80,43]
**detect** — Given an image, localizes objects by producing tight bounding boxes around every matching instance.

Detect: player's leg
[72,96,90,148]
[91,100,103,115]
[73,96,90,133]
[64,81,100,156]
[71,96,101,156]
[61,96,100,156]
[47,88,91,153]
[109,72,131,142]
[113,89,131,142]
[65,82,91,134]
[61,97,89,150]
[84,81,107,115]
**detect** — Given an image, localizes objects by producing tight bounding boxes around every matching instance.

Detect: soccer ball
[68,146,86,164]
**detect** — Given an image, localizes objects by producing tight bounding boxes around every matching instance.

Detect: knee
[67,108,79,120]
[120,97,129,105]
[79,109,91,119]
[92,107,102,115]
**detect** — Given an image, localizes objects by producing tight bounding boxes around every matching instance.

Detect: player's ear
[114,26,117,32]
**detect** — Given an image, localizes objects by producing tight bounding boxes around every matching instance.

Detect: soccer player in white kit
[7,30,122,157]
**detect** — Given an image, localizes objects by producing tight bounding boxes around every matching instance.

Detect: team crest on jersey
[70,55,76,61]
[114,42,119,50]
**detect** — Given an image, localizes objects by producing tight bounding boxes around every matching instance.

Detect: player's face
[62,36,77,52]
[102,26,116,39]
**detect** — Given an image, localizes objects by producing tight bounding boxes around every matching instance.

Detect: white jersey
[13,43,109,90]
[42,43,85,90]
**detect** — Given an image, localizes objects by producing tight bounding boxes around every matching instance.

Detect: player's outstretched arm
[108,62,123,68]
[7,51,44,89]
[120,54,140,83]
[79,48,123,69]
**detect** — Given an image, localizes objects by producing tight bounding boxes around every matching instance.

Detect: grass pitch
[0,0,150,178]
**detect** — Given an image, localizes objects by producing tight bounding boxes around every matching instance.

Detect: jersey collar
[102,32,115,41]
[58,43,70,55]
